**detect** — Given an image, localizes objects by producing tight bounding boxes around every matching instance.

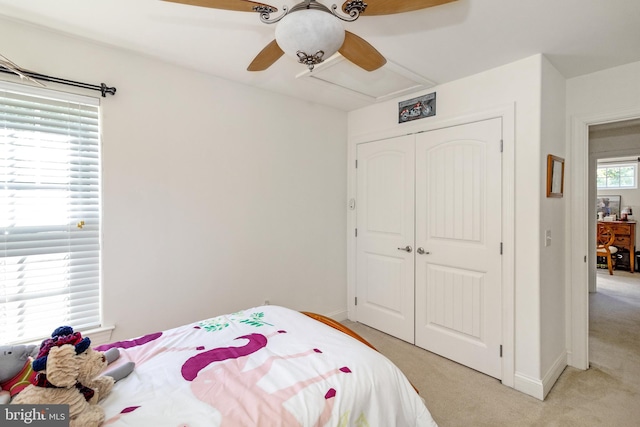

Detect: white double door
[355,118,503,379]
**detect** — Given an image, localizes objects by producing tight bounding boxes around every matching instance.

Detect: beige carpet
[343,270,640,426]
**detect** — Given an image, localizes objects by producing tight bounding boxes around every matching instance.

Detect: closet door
[356,136,415,343]
[414,118,503,379]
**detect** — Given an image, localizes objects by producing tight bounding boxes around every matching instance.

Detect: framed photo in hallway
[546,154,565,197]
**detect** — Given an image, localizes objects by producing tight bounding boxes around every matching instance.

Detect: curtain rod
[597,157,640,165]
[0,66,116,97]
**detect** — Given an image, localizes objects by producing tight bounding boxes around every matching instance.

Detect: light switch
[545,230,552,247]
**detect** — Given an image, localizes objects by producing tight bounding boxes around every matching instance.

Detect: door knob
[397,245,413,253]
[417,247,430,255]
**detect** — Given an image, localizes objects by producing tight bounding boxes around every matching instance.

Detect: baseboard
[542,351,568,399]
[514,372,544,400]
[325,309,348,322]
[514,351,568,401]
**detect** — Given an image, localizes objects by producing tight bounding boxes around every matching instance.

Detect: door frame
[347,104,516,388]
[568,106,640,370]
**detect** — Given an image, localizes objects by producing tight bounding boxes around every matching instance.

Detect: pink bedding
[96,305,437,426]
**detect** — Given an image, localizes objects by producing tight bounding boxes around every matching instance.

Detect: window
[596,162,637,189]
[0,81,101,344]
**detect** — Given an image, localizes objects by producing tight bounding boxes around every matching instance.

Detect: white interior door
[356,135,415,343]
[414,118,503,379]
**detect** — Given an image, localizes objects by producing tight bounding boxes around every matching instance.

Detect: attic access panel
[296,55,435,102]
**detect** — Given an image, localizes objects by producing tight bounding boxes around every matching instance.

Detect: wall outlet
[264,299,270,305]
[545,229,552,247]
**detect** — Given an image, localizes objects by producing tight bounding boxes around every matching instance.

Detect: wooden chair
[597,223,618,275]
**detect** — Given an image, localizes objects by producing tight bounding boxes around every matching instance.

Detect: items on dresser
[597,220,636,273]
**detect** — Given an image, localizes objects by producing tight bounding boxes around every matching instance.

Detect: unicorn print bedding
[95,305,437,426]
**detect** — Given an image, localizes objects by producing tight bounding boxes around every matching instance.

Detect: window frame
[596,161,638,190]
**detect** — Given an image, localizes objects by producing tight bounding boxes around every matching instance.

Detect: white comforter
[96,305,437,426]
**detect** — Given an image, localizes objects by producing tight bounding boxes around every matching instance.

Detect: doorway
[589,119,640,291]
[570,113,640,370]
[588,120,640,373]
[347,104,516,387]
[355,118,504,379]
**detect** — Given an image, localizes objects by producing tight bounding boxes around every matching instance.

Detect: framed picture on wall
[398,92,436,123]
[597,195,621,218]
[546,154,565,197]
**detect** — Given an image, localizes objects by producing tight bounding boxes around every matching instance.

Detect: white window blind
[0,81,101,344]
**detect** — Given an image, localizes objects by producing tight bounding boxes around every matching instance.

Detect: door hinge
[355,159,358,168]
[584,255,587,263]
[355,228,358,237]
[500,345,503,358]
[500,242,503,255]
[500,139,504,153]
[355,297,358,306]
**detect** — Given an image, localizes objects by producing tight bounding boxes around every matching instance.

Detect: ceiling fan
[163,0,456,72]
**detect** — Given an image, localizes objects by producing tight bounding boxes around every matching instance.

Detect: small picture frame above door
[546,154,565,198]
[398,92,436,123]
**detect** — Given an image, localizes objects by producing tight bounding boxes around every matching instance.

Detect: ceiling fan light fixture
[275,9,345,71]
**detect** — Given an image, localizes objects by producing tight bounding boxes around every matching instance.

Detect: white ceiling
[0,0,639,111]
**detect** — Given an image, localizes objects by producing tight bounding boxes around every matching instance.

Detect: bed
[94,305,437,426]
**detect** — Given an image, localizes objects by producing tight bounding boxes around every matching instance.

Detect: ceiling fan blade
[338,31,387,72]
[247,40,284,71]
[163,0,278,12]
[345,0,456,16]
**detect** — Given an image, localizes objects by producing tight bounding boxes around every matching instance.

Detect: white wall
[0,16,349,342]
[539,56,567,395]
[348,54,565,399]
[566,60,640,369]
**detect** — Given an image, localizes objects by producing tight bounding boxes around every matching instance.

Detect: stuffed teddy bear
[0,340,130,405]
[11,326,134,427]
[0,344,39,404]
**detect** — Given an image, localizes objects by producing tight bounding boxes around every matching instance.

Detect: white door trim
[347,103,515,388]
[568,106,640,370]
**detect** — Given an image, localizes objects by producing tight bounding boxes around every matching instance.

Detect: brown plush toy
[12,326,124,427]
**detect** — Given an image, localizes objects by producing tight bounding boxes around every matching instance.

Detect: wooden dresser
[598,220,636,273]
